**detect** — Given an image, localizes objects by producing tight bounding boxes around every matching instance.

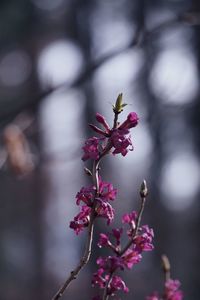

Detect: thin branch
[51,217,95,300]
[51,159,100,300]
[161,254,171,282]
[120,194,146,256]
[101,180,148,300]
[102,272,114,300]
[51,109,121,300]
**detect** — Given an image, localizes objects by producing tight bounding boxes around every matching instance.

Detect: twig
[51,217,95,300]
[119,180,147,256]
[51,106,121,300]
[102,272,114,300]
[101,180,148,300]
[161,254,171,282]
[51,159,100,300]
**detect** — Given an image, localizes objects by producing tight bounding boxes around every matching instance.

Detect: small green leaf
[113,93,127,114]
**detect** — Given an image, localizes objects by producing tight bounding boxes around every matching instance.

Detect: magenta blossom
[70,179,117,234]
[97,233,111,248]
[112,228,123,246]
[146,279,183,300]
[164,279,183,300]
[122,211,137,226]
[108,275,129,295]
[82,137,102,161]
[122,249,142,269]
[95,197,115,224]
[85,111,139,158]
[93,211,154,298]
[92,271,128,297]
[76,185,95,206]
[99,179,117,201]
[133,225,154,252]
[92,268,128,296]
[110,128,133,156]
[96,256,124,272]
[92,268,105,289]
[96,113,110,133]
[69,205,91,235]
[119,112,139,130]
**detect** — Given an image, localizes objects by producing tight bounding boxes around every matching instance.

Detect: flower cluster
[52,95,184,300]
[82,111,139,161]
[70,178,117,234]
[92,211,154,298]
[147,279,183,300]
[164,279,183,300]
[70,99,138,235]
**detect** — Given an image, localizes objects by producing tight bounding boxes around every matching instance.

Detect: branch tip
[161,254,171,273]
[112,93,127,114]
[140,179,148,198]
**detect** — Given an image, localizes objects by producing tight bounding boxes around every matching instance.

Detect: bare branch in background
[0,12,199,127]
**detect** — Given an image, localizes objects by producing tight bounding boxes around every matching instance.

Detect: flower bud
[113,93,127,114]
[140,179,148,198]
[161,254,171,274]
[96,113,110,132]
[127,112,139,127]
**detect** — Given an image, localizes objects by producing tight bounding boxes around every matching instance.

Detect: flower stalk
[52,94,139,300]
[51,94,183,300]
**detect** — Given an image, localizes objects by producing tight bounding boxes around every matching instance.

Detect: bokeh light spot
[150,49,198,104]
[37,40,83,88]
[161,152,200,210]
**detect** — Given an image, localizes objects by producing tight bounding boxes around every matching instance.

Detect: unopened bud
[161,254,171,273]
[140,179,148,198]
[96,113,106,124]
[84,167,92,176]
[96,113,110,132]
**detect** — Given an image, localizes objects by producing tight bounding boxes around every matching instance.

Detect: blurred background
[0,0,200,299]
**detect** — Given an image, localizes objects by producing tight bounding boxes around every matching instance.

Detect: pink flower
[92,271,129,296]
[147,279,183,300]
[71,179,117,234]
[119,112,139,130]
[95,198,115,224]
[112,228,123,246]
[96,257,107,269]
[86,111,139,159]
[122,249,142,269]
[92,268,105,289]
[122,211,137,225]
[164,279,183,300]
[99,179,117,201]
[110,128,133,156]
[98,233,111,248]
[96,256,124,272]
[96,113,110,133]
[108,275,129,295]
[93,209,154,298]
[76,185,95,206]
[82,137,101,161]
[134,225,154,252]
[69,206,91,235]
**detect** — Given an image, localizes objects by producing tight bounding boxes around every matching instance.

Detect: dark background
[0,0,200,299]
